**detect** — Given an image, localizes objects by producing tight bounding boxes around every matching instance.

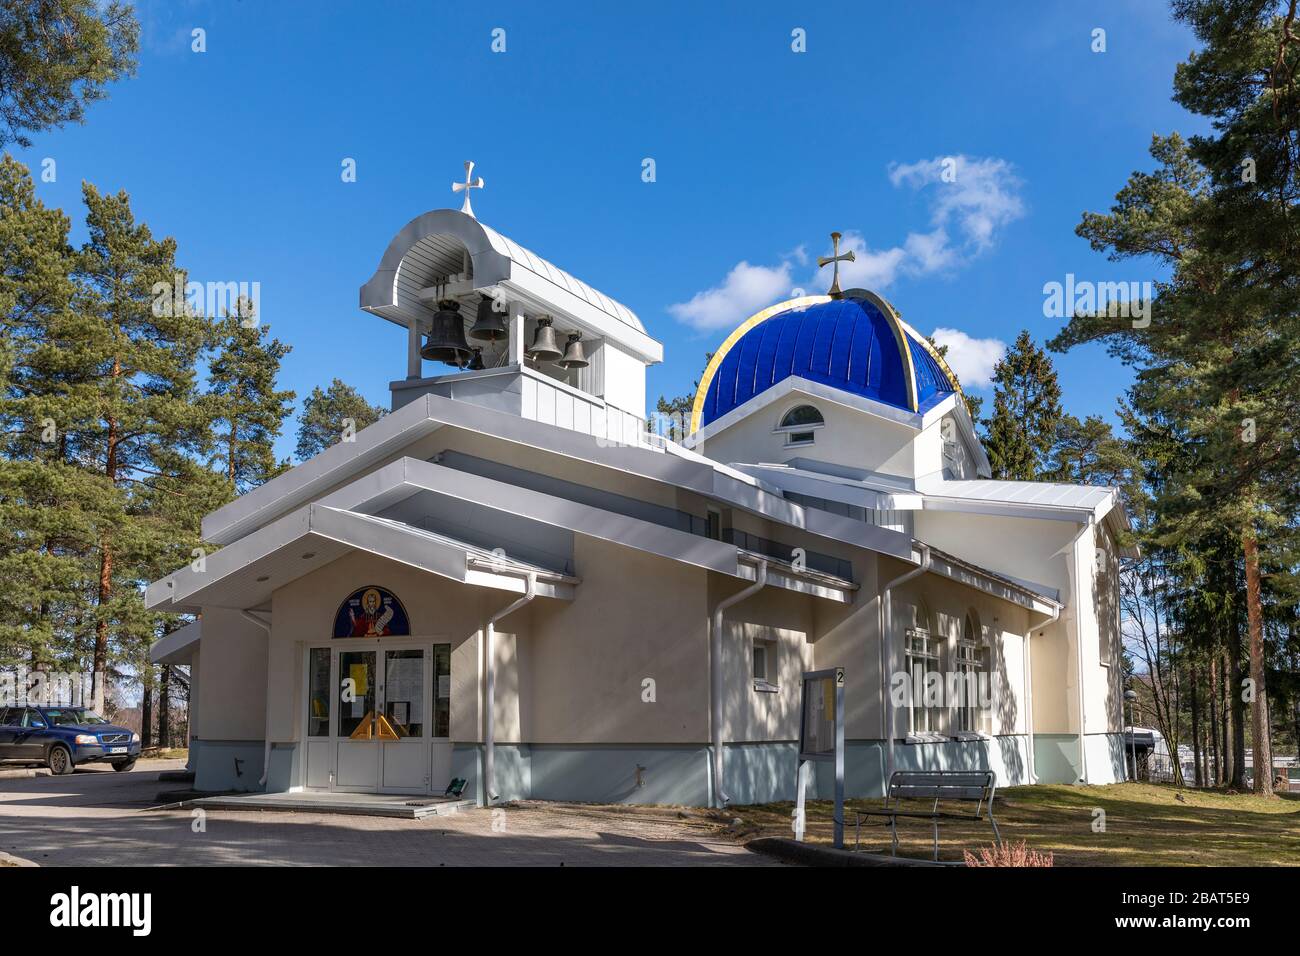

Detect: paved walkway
[0,759,774,866]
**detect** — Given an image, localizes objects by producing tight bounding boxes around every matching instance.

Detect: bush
[963,840,1054,867]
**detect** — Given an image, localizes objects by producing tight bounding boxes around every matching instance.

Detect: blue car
[0,705,141,775]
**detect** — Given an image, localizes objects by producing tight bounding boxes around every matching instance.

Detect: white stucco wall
[696,395,918,478]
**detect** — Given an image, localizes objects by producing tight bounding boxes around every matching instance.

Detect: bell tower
[358,163,663,444]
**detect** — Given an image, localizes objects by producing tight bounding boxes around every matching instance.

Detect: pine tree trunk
[141,667,153,751]
[93,365,121,715]
[159,665,171,749]
[1209,657,1221,786]
[1229,628,1247,789]
[93,545,112,713]
[1222,648,1235,786]
[1242,528,1272,795]
[1190,664,1203,787]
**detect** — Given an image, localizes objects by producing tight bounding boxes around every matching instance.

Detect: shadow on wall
[988,616,1026,786]
[1097,527,1124,781]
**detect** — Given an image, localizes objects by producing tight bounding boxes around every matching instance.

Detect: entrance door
[335,649,379,790]
[379,648,429,792]
[304,644,430,793]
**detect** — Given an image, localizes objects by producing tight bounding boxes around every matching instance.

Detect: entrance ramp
[188,790,475,819]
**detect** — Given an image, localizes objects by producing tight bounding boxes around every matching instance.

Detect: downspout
[240,609,273,787]
[879,544,930,784]
[1068,518,1094,784]
[482,571,536,805]
[1023,602,1061,784]
[710,559,768,808]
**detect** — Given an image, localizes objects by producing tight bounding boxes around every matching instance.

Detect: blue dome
[691,294,959,433]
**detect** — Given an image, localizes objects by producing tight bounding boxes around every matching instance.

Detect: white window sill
[952,731,991,742]
[903,732,949,745]
[752,680,779,694]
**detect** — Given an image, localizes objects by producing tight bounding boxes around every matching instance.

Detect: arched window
[776,404,824,446]
[956,610,987,734]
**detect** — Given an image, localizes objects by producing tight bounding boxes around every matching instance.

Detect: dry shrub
[963,840,1054,867]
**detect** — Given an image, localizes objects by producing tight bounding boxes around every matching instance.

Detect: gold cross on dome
[817,231,856,298]
[452,161,485,218]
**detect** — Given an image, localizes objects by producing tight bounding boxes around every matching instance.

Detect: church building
[148,175,1132,806]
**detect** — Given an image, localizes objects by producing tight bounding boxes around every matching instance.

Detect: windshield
[42,708,109,726]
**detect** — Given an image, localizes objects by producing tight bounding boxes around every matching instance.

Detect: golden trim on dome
[846,290,918,412]
[688,295,831,435]
[893,314,964,399]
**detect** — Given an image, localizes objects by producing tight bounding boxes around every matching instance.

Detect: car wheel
[47,745,73,775]
[111,758,137,773]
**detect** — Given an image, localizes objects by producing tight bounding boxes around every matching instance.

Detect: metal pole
[833,667,845,849]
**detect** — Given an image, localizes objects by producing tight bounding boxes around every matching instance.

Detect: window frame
[904,619,942,735]
[955,611,988,735]
[751,638,778,692]
[774,404,824,446]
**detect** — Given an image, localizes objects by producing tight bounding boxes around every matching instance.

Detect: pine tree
[208,300,295,494]
[1051,97,1298,794]
[981,330,1063,480]
[0,1,139,148]
[0,155,92,670]
[295,379,386,461]
[65,183,212,711]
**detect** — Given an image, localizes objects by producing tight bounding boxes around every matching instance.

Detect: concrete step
[183,792,477,819]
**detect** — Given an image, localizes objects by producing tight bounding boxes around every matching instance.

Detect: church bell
[420,299,472,365]
[526,316,562,362]
[557,332,588,369]
[465,347,486,371]
[468,294,509,342]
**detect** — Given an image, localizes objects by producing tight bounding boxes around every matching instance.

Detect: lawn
[729,783,1300,865]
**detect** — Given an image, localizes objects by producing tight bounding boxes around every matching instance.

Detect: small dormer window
[776,405,824,446]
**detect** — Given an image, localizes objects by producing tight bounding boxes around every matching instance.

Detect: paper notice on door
[349,664,368,696]
[437,675,451,699]
[386,656,423,727]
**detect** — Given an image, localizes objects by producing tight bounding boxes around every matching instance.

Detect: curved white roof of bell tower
[359,208,661,363]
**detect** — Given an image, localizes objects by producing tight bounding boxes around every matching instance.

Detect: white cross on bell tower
[453,160,485,218]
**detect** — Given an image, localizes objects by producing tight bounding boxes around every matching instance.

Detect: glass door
[334,649,380,790]
[303,643,436,793]
[380,647,429,792]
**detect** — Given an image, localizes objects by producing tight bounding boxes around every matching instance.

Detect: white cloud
[929,327,1006,390]
[888,155,1025,253]
[669,154,1025,332]
[667,259,794,332]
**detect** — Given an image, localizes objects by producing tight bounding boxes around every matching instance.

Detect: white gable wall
[696,395,918,479]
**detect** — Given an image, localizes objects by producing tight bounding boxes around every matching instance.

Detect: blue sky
[13,0,1205,459]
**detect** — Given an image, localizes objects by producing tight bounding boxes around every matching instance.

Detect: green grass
[141,747,188,761]
[730,782,1300,865]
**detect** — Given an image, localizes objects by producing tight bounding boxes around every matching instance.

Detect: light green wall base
[448,737,1034,806]
[1032,733,1128,784]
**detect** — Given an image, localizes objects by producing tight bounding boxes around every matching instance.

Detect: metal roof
[691,291,959,433]
[477,221,644,332]
[359,209,650,348]
[915,475,1117,513]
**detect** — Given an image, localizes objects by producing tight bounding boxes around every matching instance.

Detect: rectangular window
[338,650,376,739]
[785,431,815,446]
[433,643,451,738]
[955,639,986,733]
[753,644,767,681]
[307,647,331,737]
[706,508,721,541]
[905,629,941,734]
